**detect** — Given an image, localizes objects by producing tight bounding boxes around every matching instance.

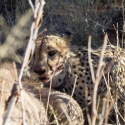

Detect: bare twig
[49,105,59,125]
[98,98,106,125]
[102,72,114,124]
[17,1,45,124]
[45,79,52,125]
[103,72,125,123]
[3,96,18,125]
[88,35,95,83]
[85,85,91,125]
[28,0,34,12]
[61,104,73,125]
[88,34,108,125]
[114,23,120,125]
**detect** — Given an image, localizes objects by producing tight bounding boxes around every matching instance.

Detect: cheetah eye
[48,50,57,57]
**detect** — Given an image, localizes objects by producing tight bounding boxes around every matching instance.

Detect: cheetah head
[31,32,73,85]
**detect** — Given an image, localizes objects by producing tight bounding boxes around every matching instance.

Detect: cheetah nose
[34,66,46,75]
[40,68,46,74]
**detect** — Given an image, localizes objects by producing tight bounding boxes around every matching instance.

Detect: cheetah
[30,32,125,108]
[0,62,84,125]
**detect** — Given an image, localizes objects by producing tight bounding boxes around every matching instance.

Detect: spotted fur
[31,34,125,108]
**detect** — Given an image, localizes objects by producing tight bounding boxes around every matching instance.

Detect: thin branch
[17,1,45,124]
[103,72,125,123]
[28,0,34,12]
[88,35,95,83]
[90,34,108,125]
[85,85,91,125]
[98,98,106,125]
[45,79,52,125]
[3,96,18,125]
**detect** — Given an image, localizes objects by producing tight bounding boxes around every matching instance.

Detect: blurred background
[0,0,125,49]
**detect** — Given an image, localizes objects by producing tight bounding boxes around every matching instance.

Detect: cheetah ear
[35,29,48,46]
[37,28,47,38]
[62,28,74,42]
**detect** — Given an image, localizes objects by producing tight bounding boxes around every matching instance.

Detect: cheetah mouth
[39,77,49,83]
[39,64,64,83]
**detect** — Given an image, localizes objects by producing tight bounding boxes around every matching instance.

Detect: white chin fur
[44,69,64,88]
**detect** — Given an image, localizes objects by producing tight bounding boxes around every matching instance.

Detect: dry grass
[86,33,125,125]
[0,0,125,125]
